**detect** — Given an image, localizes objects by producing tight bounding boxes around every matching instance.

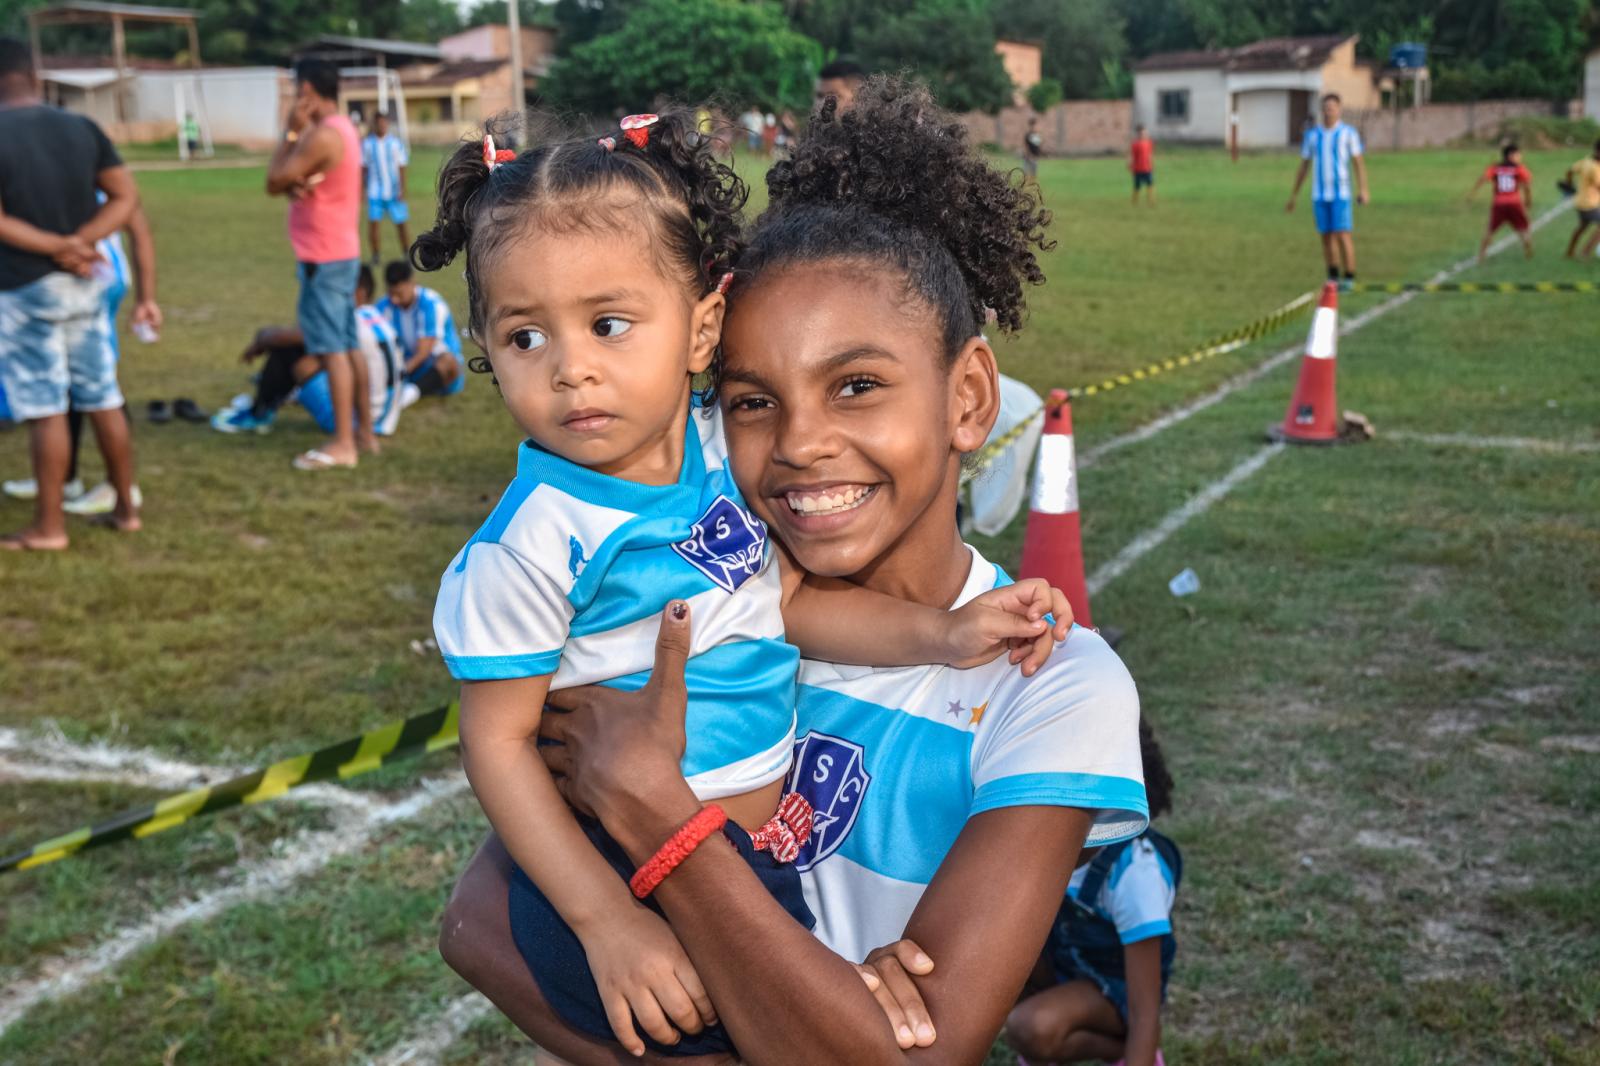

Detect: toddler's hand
[582,905,718,1056]
[946,578,1072,676]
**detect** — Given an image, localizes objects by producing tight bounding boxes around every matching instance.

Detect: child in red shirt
[1130,125,1155,206]
[1467,143,1532,262]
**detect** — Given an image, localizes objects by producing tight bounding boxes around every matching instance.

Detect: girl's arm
[1119,937,1165,1066]
[460,676,716,1055]
[540,607,1098,1066]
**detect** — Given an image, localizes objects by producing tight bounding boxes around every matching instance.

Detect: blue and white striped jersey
[356,303,404,436]
[1066,833,1176,944]
[362,132,408,201]
[434,405,799,800]
[377,286,463,363]
[1301,122,1363,202]
[789,547,1148,963]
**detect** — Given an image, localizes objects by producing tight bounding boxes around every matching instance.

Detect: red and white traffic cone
[1019,389,1092,628]
[1269,281,1341,444]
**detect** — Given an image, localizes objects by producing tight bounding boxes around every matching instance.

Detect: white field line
[0,725,380,812]
[369,994,496,1066]
[1387,430,1600,454]
[1080,200,1573,596]
[1086,444,1285,596]
[1078,199,1572,472]
[0,724,232,786]
[0,774,469,1038]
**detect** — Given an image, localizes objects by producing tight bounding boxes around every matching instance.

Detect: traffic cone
[1268,281,1341,445]
[1019,389,1092,628]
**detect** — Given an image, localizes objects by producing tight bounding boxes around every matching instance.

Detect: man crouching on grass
[0,37,140,550]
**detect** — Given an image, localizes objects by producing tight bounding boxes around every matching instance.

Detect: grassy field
[1,143,1597,1064]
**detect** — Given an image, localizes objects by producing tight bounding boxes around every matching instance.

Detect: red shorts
[1489,202,1530,232]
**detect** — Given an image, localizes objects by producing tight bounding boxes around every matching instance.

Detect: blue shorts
[296,259,359,356]
[1313,199,1353,234]
[0,273,120,420]
[1133,171,1153,189]
[406,352,466,396]
[367,197,410,224]
[509,813,815,1057]
[1048,935,1176,1026]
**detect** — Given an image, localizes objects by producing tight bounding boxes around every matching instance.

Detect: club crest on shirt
[672,494,765,593]
[787,731,871,872]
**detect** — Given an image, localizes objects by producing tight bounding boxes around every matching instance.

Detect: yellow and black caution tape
[1,702,460,875]
[965,290,1317,477]
[1351,280,1599,294]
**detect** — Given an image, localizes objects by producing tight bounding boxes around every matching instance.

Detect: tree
[854,0,1014,113]
[540,0,822,114]
[994,0,1128,98]
[1026,76,1062,112]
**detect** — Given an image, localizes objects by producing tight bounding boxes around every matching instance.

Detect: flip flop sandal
[147,400,172,424]
[0,532,69,551]
[292,448,356,471]
[174,398,209,423]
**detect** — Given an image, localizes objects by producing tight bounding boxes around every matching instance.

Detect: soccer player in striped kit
[1286,93,1370,290]
[361,112,410,266]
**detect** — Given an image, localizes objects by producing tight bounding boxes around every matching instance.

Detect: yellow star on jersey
[969,702,987,726]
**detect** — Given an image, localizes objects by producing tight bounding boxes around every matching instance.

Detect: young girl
[414,109,1073,1059]
[1007,719,1180,1066]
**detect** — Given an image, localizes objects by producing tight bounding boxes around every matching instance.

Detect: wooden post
[506,0,525,113]
[111,12,127,123]
[187,19,201,67]
[27,13,42,80]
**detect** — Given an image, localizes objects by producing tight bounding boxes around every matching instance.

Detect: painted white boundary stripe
[1086,444,1284,595]
[0,774,469,1038]
[369,994,495,1066]
[1388,431,1600,454]
[1079,201,1574,596]
[0,724,232,787]
[1078,199,1572,471]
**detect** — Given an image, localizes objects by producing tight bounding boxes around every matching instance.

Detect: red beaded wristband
[629,804,728,899]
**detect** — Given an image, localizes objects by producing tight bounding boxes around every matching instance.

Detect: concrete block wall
[1347,99,1572,151]
[960,99,1134,156]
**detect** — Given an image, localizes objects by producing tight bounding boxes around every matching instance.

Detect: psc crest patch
[787,731,871,872]
[673,494,766,593]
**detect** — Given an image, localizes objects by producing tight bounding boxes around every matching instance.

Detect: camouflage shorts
[0,272,118,421]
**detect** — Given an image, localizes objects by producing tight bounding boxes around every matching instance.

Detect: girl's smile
[721,263,999,607]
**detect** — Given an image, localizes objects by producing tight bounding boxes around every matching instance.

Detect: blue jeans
[295,258,359,355]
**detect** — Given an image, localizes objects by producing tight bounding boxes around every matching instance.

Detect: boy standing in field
[361,112,409,266]
[1023,117,1044,179]
[1286,93,1369,288]
[1130,124,1154,205]
[1467,143,1533,262]
[1563,139,1600,259]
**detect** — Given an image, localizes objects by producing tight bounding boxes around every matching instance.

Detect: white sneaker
[399,382,422,409]
[62,482,142,516]
[3,477,85,501]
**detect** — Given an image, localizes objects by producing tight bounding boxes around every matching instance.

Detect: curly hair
[410,108,747,365]
[1140,716,1174,820]
[734,76,1053,359]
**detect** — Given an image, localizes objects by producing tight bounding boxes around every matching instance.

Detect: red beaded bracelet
[629,804,728,899]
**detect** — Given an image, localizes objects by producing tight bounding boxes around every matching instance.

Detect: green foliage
[463,0,560,31]
[994,0,1128,99]
[1025,76,1063,113]
[540,0,821,113]
[854,0,1014,113]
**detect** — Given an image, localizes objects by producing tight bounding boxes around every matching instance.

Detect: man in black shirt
[0,37,139,550]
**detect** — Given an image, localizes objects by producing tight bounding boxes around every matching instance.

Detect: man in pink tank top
[265,59,374,470]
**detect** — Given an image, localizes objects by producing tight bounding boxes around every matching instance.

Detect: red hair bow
[482,134,516,171]
[619,113,659,149]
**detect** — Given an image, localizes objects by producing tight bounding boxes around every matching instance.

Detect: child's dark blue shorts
[508,813,814,1057]
[1048,934,1176,1025]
